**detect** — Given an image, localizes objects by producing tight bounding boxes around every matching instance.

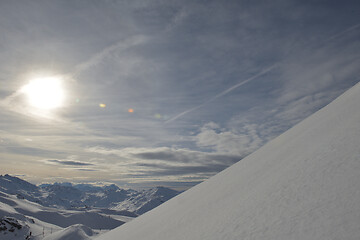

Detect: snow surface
[97,82,360,240]
[0,192,61,240]
[42,224,94,240]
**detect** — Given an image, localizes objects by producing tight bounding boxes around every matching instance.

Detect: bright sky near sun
[21,77,65,110]
[0,0,359,190]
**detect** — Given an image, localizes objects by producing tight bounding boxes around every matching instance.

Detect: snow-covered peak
[150,186,180,197]
[111,186,180,215]
[0,175,38,193]
[71,184,103,192]
[102,184,120,192]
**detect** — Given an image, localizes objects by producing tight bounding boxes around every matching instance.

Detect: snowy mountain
[96,82,360,240]
[0,175,179,215]
[0,174,38,193]
[0,175,180,239]
[0,174,43,204]
[112,186,179,215]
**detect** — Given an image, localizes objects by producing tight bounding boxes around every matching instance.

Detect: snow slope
[42,224,94,240]
[0,191,124,230]
[97,82,360,240]
[0,191,62,240]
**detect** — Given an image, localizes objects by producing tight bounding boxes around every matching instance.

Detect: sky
[0,0,359,190]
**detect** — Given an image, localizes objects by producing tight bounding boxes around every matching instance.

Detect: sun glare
[21,77,65,110]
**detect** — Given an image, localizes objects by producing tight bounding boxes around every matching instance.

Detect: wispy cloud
[46,159,94,166]
[75,169,98,172]
[165,65,277,123]
[325,23,360,42]
[86,146,242,182]
[73,35,149,77]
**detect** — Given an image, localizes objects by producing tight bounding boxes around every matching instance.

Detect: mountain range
[0,174,179,239]
[0,174,179,215]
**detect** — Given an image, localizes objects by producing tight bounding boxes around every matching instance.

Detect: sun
[21,77,65,110]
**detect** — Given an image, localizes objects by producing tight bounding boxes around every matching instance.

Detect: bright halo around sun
[21,77,65,110]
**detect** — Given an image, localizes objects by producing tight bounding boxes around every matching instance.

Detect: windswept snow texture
[97,82,360,240]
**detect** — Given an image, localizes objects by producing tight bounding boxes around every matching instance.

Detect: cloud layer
[0,0,359,188]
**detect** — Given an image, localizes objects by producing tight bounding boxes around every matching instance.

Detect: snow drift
[97,82,360,240]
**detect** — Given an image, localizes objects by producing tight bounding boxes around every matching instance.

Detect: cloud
[45,159,94,166]
[87,146,240,164]
[75,169,98,172]
[132,163,229,176]
[165,64,277,123]
[278,24,360,104]
[325,23,360,42]
[195,122,263,156]
[86,146,242,181]
[1,145,62,157]
[164,7,189,32]
[73,35,149,76]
